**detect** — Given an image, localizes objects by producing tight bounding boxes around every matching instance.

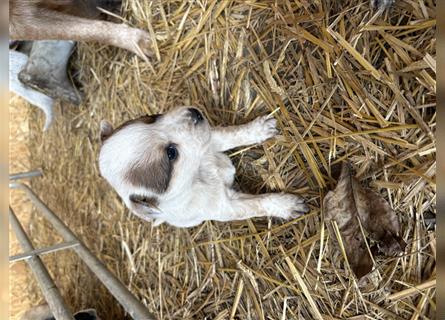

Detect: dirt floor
[10,0,436,319]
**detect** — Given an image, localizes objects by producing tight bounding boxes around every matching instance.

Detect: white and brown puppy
[99,107,308,227]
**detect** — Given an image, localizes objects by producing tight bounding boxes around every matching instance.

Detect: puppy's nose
[188,108,204,124]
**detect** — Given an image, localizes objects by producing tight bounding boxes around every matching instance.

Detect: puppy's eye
[130,194,150,205]
[129,194,159,209]
[166,144,178,161]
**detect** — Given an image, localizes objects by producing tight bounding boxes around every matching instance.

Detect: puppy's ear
[100,120,114,142]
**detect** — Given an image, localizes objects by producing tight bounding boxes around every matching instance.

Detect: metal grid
[9,170,155,320]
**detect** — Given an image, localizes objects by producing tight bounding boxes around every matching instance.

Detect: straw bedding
[10,0,436,319]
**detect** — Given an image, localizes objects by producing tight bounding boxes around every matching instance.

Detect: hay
[9,98,39,319]
[10,0,435,318]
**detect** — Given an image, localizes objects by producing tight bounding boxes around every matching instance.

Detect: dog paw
[249,116,278,144]
[265,193,309,219]
[124,27,154,59]
[137,33,154,58]
[370,0,394,10]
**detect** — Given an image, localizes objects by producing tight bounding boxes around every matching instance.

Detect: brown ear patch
[115,114,161,131]
[101,114,161,143]
[125,152,172,194]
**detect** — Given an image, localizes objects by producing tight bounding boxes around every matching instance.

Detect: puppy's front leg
[211,116,278,152]
[215,192,309,222]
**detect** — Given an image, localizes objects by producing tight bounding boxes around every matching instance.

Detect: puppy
[99,107,308,228]
[10,0,152,58]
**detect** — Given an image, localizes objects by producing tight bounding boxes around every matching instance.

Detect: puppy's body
[99,107,308,228]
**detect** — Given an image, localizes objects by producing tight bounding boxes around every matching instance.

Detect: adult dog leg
[10,9,153,58]
[18,40,81,105]
[9,50,55,131]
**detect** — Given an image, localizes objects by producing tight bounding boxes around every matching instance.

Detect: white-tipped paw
[264,193,309,219]
[249,116,278,144]
[122,26,154,58]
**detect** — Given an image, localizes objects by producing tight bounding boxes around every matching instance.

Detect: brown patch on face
[125,149,173,194]
[100,114,162,143]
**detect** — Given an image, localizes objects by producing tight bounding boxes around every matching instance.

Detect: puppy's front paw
[370,0,394,9]
[249,116,278,144]
[264,193,309,219]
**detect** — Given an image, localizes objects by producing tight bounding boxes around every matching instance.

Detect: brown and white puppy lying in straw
[99,107,309,227]
[10,0,152,58]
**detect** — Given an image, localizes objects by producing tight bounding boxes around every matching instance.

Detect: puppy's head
[99,107,211,222]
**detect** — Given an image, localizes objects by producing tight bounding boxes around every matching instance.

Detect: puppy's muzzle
[188,108,204,125]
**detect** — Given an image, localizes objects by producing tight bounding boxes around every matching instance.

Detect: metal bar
[10,182,155,320]
[9,207,74,320]
[9,169,42,181]
[10,240,80,263]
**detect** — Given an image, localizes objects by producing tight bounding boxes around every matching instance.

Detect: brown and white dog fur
[9,0,394,59]
[10,0,152,58]
[99,107,309,228]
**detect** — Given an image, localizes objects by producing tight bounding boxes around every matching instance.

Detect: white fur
[10,50,54,131]
[370,0,394,9]
[99,107,308,227]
